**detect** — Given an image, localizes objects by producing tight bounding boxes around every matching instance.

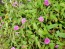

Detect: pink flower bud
[21,18,26,24]
[38,16,44,22]
[11,47,15,49]
[14,25,19,30]
[55,45,59,48]
[44,0,50,6]
[44,38,50,44]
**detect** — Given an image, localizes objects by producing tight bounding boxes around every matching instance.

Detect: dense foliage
[0,0,65,49]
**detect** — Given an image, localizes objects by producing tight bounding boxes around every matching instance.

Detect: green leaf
[43,27,48,35]
[46,24,58,30]
[60,3,65,8]
[38,28,48,37]
[33,23,38,30]
[49,43,55,49]
[55,31,65,38]
[38,28,44,37]
[35,37,41,49]
[57,41,64,46]
[45,46,48,49]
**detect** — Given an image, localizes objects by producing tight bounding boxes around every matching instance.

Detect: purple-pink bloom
[11,47,15,49]
[14,25,19,30]
[44,0,50,6]
[12,1,18,7]
[55,45,59,48]
[21,18,26,24]
[44,38,50,44]
[38,16,44,22]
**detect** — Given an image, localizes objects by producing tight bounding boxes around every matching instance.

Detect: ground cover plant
[0,0,65,49]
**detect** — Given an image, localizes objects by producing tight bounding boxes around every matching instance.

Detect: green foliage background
[0,0,65,49]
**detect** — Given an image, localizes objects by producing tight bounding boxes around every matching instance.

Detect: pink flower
[21,18,26,24]
[44,0,50,6]
[11,47,15,49]
[55,45,59,48]
[44,38,50,44]
[38,16,44,22]
[14,25,19,30]
[12,1,18,7]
